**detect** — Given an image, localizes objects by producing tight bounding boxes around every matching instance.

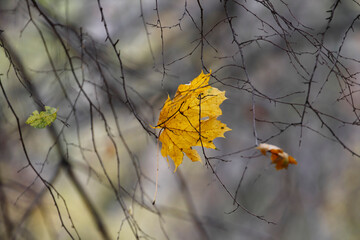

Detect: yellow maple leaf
[256,143,297,170]
[155,71,231,171]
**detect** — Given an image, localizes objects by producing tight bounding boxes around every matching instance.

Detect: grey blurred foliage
[1,0,360,239]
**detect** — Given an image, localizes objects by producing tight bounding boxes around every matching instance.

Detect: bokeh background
[1,0,360,239]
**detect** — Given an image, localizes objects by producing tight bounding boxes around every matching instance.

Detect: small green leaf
[26,106,58,128]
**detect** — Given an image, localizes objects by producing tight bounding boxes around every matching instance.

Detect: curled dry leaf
[256,143,297,170]
[154,71,231,171]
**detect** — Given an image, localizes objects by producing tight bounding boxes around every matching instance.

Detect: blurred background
[1,0,360,239]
